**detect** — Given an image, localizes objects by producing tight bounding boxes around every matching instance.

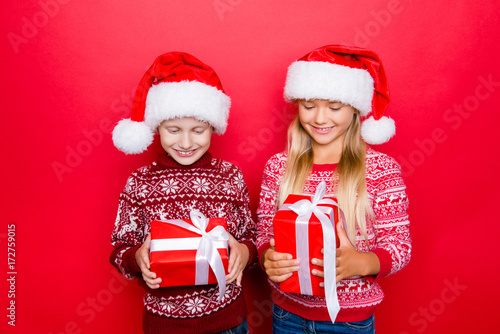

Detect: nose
[178,132,193,149]
[314,106,328,125]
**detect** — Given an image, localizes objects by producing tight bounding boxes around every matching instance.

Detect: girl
[110,52,256,334]
[256,45,411,333]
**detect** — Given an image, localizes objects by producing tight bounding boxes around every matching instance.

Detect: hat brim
[284,61,374,116]
[145,80,231,134]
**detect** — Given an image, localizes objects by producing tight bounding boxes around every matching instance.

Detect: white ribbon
[150,210,229,300]
[280,181,342,322]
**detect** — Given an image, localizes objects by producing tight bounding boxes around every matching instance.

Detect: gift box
[273,183,343,298]
[150,210,229,293]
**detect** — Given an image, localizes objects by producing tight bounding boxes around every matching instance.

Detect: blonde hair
[278,103,373,244]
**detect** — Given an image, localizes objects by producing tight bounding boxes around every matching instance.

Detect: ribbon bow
[281,181,341,322]
[151,210,229,300]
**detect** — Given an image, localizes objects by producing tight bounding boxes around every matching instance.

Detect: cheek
[200,135,211,147]
[339,110,355,127]
[159,134,176,146]
[298,110,309,125]
[344,115,355,127]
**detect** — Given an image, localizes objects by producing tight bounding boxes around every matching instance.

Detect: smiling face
[298,99,355,161]
[158,117,213,165]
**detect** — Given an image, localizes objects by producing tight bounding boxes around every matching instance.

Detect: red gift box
[150,211,229,289]
[274,192,341,297]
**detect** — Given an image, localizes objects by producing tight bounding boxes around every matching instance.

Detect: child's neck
[312,143,342,164]
[313,153,340,164]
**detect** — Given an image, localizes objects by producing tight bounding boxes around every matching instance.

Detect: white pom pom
[361,116,396,145]
[112,119,154,154]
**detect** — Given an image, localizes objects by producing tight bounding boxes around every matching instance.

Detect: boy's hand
[226,233,249,286]
[262,238,300,283]
[135,234,162,289]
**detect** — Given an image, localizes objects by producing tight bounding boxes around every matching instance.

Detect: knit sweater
[256,148,411,322]
[110,152,257,334]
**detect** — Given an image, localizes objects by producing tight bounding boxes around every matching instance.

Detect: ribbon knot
[289,181,328,217]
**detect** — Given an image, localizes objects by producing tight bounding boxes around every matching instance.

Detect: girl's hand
[311,222,380,284]
[335,221,380,283]
[135,234,162,289]
[262,239,300,283]
[226,233,250,286]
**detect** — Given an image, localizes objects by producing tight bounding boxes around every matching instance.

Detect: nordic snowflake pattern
[111,157,256,319]
[256,148,411,314]
[160,178,180,195]
[191,177,211,193]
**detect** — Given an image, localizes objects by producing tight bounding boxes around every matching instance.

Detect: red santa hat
[284,45,395,145]
[113,52,231,154]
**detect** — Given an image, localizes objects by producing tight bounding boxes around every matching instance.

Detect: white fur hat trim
[284,61,374,116]
[145,80,230,135]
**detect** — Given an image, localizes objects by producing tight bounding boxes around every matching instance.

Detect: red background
[1,1,499,333]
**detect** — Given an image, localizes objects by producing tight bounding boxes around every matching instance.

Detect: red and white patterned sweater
[110,152,257,334]
[256,148,411,322]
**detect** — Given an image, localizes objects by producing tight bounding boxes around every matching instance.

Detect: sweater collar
[157,151,213,169]
[312,163,338,171]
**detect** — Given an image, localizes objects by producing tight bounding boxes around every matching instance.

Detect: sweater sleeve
[109,172,147,279]
[229,166,258,269]
[369,156,411,280]
[256,154,283,267]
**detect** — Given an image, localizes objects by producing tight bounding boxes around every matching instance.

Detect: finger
[311,258,324,267]
[236,272,243,286]
[269,251,294,262]
[266,259,300,270]
[146,280,162,289]
[226,272,236,284]
[336,273,344,284]
[146,276,161,285]
[336,221,351,247]
[146,282,158,289]
[311,269,324,278]
[228,251,237,274]
[270,238,276,249]
[269,272,293,283]
[144,275,162,289]
[266,265,299,278]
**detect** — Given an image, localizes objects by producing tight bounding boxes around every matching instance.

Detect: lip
[312,125,334,134]
[174,149,198,157]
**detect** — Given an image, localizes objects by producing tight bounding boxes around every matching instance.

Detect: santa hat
[113,52,231,154]
[284,45,394,145]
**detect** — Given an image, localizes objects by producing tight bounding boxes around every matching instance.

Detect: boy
[110,52,256,334]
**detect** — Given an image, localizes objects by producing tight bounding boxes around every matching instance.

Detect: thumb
[144,234,152,268]
[227,233,237,247]
[336,221,351,247]
[144,234,152,251]
[270,238,276,249]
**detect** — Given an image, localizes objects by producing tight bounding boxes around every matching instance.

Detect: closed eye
[193,128,208,135]
[301,103,315,110]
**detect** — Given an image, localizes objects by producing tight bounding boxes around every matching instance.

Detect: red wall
[2,1,499,333]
